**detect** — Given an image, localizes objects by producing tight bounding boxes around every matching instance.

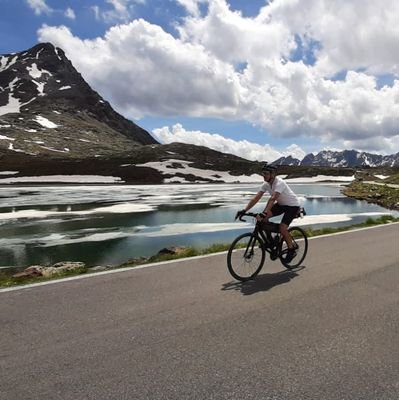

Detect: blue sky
[2,0,399,160]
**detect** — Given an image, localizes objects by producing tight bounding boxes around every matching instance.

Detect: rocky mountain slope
[0,142,267,184]
[0,42,158,158]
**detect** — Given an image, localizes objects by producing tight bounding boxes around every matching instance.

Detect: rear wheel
[227,233,265,281]
[279,227,308,269]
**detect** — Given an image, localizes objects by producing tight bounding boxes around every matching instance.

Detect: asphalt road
[1,223,399,400]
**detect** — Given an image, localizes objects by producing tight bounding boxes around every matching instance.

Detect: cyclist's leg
[279,206,300,249]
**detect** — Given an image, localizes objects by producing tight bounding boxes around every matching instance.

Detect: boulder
[12,266,43,278]
[38,261,85,277]
[13,261,87,278]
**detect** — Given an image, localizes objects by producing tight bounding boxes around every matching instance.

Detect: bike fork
[244,236,257,259]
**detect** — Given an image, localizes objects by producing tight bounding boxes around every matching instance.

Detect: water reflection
[0,183,397,268]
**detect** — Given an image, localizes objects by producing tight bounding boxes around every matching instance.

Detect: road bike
[227,211,308,282]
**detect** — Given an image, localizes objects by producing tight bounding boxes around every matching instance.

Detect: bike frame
[244,221,281,261]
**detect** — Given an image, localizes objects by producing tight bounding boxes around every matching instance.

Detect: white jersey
[260,177,300,207]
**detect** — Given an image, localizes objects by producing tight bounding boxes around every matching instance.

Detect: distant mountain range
[0,43,398,184]
[273,150,399,168]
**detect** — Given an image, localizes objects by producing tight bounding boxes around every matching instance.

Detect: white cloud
[38,21,240,119]
[152,123,306,162]
[65,7,76,20]
[26,0,52,15]
[261,0,399,76]
[177,0,294,64]
[175,0,206,17]
[37,0,399,154]
[94,0,147,23]
[91,6,101,20]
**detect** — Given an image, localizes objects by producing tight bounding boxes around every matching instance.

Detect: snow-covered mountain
[273,150,399,168]
[0,43,157,157]
[272,155,301,166]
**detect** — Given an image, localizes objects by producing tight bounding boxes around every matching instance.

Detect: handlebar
[235,212,258,222]
[236,207,306,222]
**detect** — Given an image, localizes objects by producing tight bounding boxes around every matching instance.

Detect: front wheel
[227,233,265,281]
[279,227,308,269]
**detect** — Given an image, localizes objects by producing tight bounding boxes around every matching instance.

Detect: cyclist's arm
[244,191,264,211]
[263,191,280,214]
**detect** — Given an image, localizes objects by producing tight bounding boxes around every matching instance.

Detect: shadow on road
[221,266,305,296]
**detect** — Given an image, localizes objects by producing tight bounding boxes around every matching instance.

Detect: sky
[1,0,399,161]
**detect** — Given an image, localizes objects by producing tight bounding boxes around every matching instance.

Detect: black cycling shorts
[271,204,300,226]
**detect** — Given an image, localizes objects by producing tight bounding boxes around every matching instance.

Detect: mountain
[0,42,158,158]
[0,42,270,183]
[0,142,268,184]
[272,155,301,166]
[272,150,399,168]
[299,150,399,168]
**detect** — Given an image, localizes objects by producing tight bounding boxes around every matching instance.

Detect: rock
[12,266,43,278]
[90,265,113,272]
[156,246,188,256]
[38,261,86,278]
[89,266,107,272]
[51,261,85,269]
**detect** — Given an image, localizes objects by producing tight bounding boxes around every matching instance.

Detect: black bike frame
[245,222,280,260]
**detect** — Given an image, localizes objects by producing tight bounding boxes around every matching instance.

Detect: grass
[342,181,399,210]
[0,267,87,289]
[304,215,398,237]
[1,215,398,289]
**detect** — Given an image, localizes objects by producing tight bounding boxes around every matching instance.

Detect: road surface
[1,223,399,399]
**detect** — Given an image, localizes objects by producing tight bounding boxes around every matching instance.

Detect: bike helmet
[261,163,277,173]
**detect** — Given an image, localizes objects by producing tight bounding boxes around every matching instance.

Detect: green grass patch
[0,267,88,289]
[304,215,398,237]
[342,181,399,210]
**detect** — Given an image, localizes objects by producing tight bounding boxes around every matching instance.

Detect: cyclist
[236,163,300,262]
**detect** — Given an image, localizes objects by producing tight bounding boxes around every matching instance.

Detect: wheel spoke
[227,233,265,281]
[279,227,308,269]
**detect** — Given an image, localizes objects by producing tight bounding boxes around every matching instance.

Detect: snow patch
[0,134,15,140]
[285,175,355,183]
[0,55,18,72]
[32,79,46,96]
[0,175,125,184]
[39,146,69,153]
[27,63,51,79]
[137,159,260,183]
[0,202,152,221]
[34,115,59,128]
[59,86,71,91]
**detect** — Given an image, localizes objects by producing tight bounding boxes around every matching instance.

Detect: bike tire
[227,232,265,281]
[279,226,308,269]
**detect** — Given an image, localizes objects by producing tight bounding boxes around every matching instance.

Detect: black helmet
[261,163,277,173]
